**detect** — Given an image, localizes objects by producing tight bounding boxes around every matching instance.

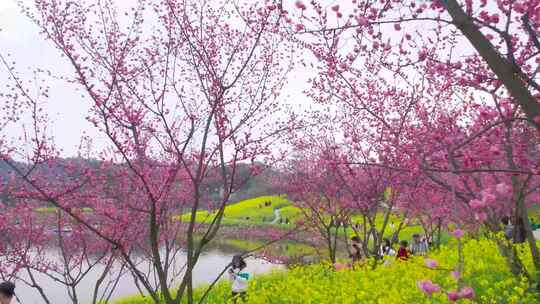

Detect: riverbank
[33,195,447,245]
[180,195,449,245]
[115,238,538,303]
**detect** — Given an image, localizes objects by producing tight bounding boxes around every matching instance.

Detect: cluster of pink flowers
[418,280,475,301]
[451,229,464,239]
[468,185,512,223]
[417,280,441,297]
[425,259,439,269]
[446,287,475,302]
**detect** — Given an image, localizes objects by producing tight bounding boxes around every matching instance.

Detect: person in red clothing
[396,240,411,261]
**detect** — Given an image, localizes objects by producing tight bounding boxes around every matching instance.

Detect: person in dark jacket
[350,236,364,264]
[0,282,16,304]
[515,217,527,243]
[502,216,514,240]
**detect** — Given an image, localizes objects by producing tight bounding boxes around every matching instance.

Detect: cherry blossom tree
[397,179,452,249]
[291,0,540,126]
[0,0,294,303]
[281,141,355,263]
[288,0,540,282]
[281,133,408,263]
[0,196,127,304]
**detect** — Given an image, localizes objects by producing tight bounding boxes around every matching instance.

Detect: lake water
[14,246,283,304]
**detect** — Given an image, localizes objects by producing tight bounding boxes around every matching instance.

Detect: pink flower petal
[357,16,369,26]
[417,280,441,296]
[475,212,488,222]
[458,286,475,299]
[447,290,460,302]
[469,199,486,209]
[451,229,464,239]
[481,190,496,203]
[495,183,511,195]
[295,1,307,10]
[425,259,439,269]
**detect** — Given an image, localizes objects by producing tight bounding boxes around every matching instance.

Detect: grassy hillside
[180,195,300,224]
[179,195,444,243]
[224,239,316,258]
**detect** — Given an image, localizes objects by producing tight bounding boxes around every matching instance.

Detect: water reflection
[15,243,283,304]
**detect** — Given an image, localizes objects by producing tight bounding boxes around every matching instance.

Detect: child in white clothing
[228,255,250,303]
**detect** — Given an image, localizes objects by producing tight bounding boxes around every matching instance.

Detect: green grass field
[180,195,297,224]
[179,195,444,244]
[224,239,317,258]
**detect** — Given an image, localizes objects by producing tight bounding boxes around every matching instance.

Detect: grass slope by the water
[224,239,317,257]
[180,195,446,243]
[115,238,538,304]
[180,195,301,225]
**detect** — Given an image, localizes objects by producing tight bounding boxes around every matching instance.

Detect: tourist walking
[0,282,16,304]
[411,233,429,256]
[228,255,250,303]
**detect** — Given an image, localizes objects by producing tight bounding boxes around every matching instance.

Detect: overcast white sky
[0,0,366,158]
[0,0,106,156]
[0,0,308,157]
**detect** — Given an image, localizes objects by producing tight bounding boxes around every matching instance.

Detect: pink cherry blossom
[356,16,369,26]
[469,199,486,209]
[425,259,439,269]
[447,290,460,302]
[495,183,511,195]
[0,1,297,302]
[475,212,488,222]
[481,190,496,204]
[451,229,464,239]
[3,0,540,301]
[295,1,306,10]
[489,145,501,155]
[417,280,441,297]
[418,50,427,61]
[458,287,475,299]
